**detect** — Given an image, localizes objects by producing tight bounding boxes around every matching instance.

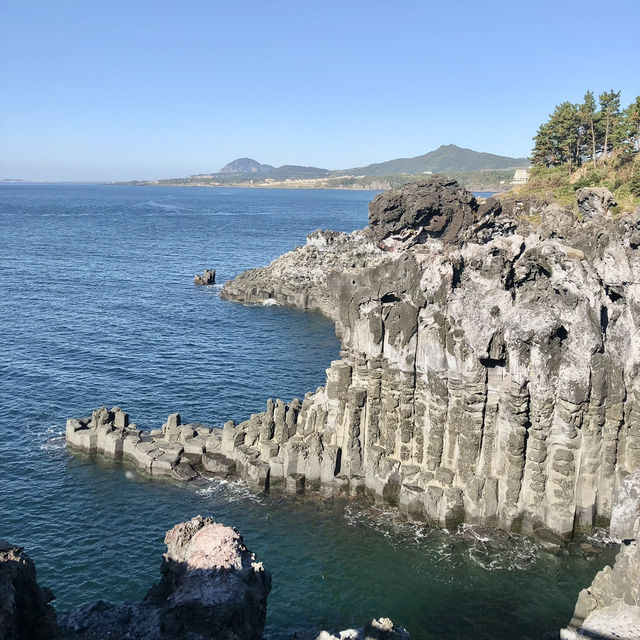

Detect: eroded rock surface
[0,541,58,640]
[576,186,617,220]
[559,518,640,639]
[58,516,271,640]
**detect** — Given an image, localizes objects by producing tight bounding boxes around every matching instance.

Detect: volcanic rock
[58,516,271,640]
[576,186,616,220]
[67,178,640,541]
[559,518,640,639]
[194,269,216,285]
[0,540,58,640]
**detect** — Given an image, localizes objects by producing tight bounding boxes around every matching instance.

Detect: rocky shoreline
[1,517,409,640]
[69,177,640,540]
[62,176,640,638]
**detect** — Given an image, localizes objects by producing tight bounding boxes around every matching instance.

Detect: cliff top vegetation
[516,91,640,214]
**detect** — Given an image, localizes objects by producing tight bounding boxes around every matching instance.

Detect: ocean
[0,184,616,639]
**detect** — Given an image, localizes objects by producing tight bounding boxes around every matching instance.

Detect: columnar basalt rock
[194,269,216,285]
[66,177,640,539]
[217,177,640,539]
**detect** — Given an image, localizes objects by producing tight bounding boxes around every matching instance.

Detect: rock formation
[0,541,58,640]
[558,516,640,639]
[219,176,640,539]
[2,519,407,640]
[67,176,640,540]
[575,186,617,220]
[59,516,271,640]
[316,617,411,640]
[194,269,216,285]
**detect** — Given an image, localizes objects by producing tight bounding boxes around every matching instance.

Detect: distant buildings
[512,169,529,185]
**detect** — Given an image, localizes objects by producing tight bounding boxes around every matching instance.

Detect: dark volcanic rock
[0,540,58,640]
[59,516,271,640]
[368,176,478,244]
[576,186,616,220]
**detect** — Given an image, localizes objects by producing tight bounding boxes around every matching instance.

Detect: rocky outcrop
[559,518,640,639]
[59,516,271,640]
[7,519,407,640]
[0,541,58,640]
[221,228,385,322]
[194,269,216,285]
[369,176,491,245]
[67,177,640,540]
[576,186,617,220]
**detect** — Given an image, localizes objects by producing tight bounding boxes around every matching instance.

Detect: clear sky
[1,0,638,181]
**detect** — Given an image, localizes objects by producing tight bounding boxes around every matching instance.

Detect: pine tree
[599,90,621,159]
[627,96,640,152]
[531,102,581,167]
[579,91,599,167]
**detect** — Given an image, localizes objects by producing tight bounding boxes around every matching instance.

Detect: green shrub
[573,169,604,191]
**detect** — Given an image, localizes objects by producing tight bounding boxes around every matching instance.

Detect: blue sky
[1,0,638,181]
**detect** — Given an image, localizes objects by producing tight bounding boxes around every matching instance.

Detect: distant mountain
[219,158,274,174]
[218,158,330,180]
[340,144,529,176]
[122,145,529,188]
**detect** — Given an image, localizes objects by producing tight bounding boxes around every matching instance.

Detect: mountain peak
[219,158,274,174]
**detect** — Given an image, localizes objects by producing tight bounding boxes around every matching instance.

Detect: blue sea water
[0,184,616,639]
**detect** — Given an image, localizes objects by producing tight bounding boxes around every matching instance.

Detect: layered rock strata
[66,176,640,539]
[59,516,271,640]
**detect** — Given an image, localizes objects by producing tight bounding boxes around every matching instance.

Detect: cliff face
[220,177,640,538]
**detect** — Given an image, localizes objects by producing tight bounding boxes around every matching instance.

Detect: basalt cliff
[67,176,640,540]
[220,176,640,539]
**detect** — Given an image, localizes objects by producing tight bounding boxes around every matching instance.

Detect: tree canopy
[531,91,640,168]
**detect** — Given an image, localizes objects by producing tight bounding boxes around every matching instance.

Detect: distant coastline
[114,170,516,194]
[113,144,529,193]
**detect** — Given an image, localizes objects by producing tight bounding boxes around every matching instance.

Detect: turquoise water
[0,185,616,639]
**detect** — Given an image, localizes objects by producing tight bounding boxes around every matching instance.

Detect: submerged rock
[316,617,411,640]
[59,516,271,640]
[0,541,58,640]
